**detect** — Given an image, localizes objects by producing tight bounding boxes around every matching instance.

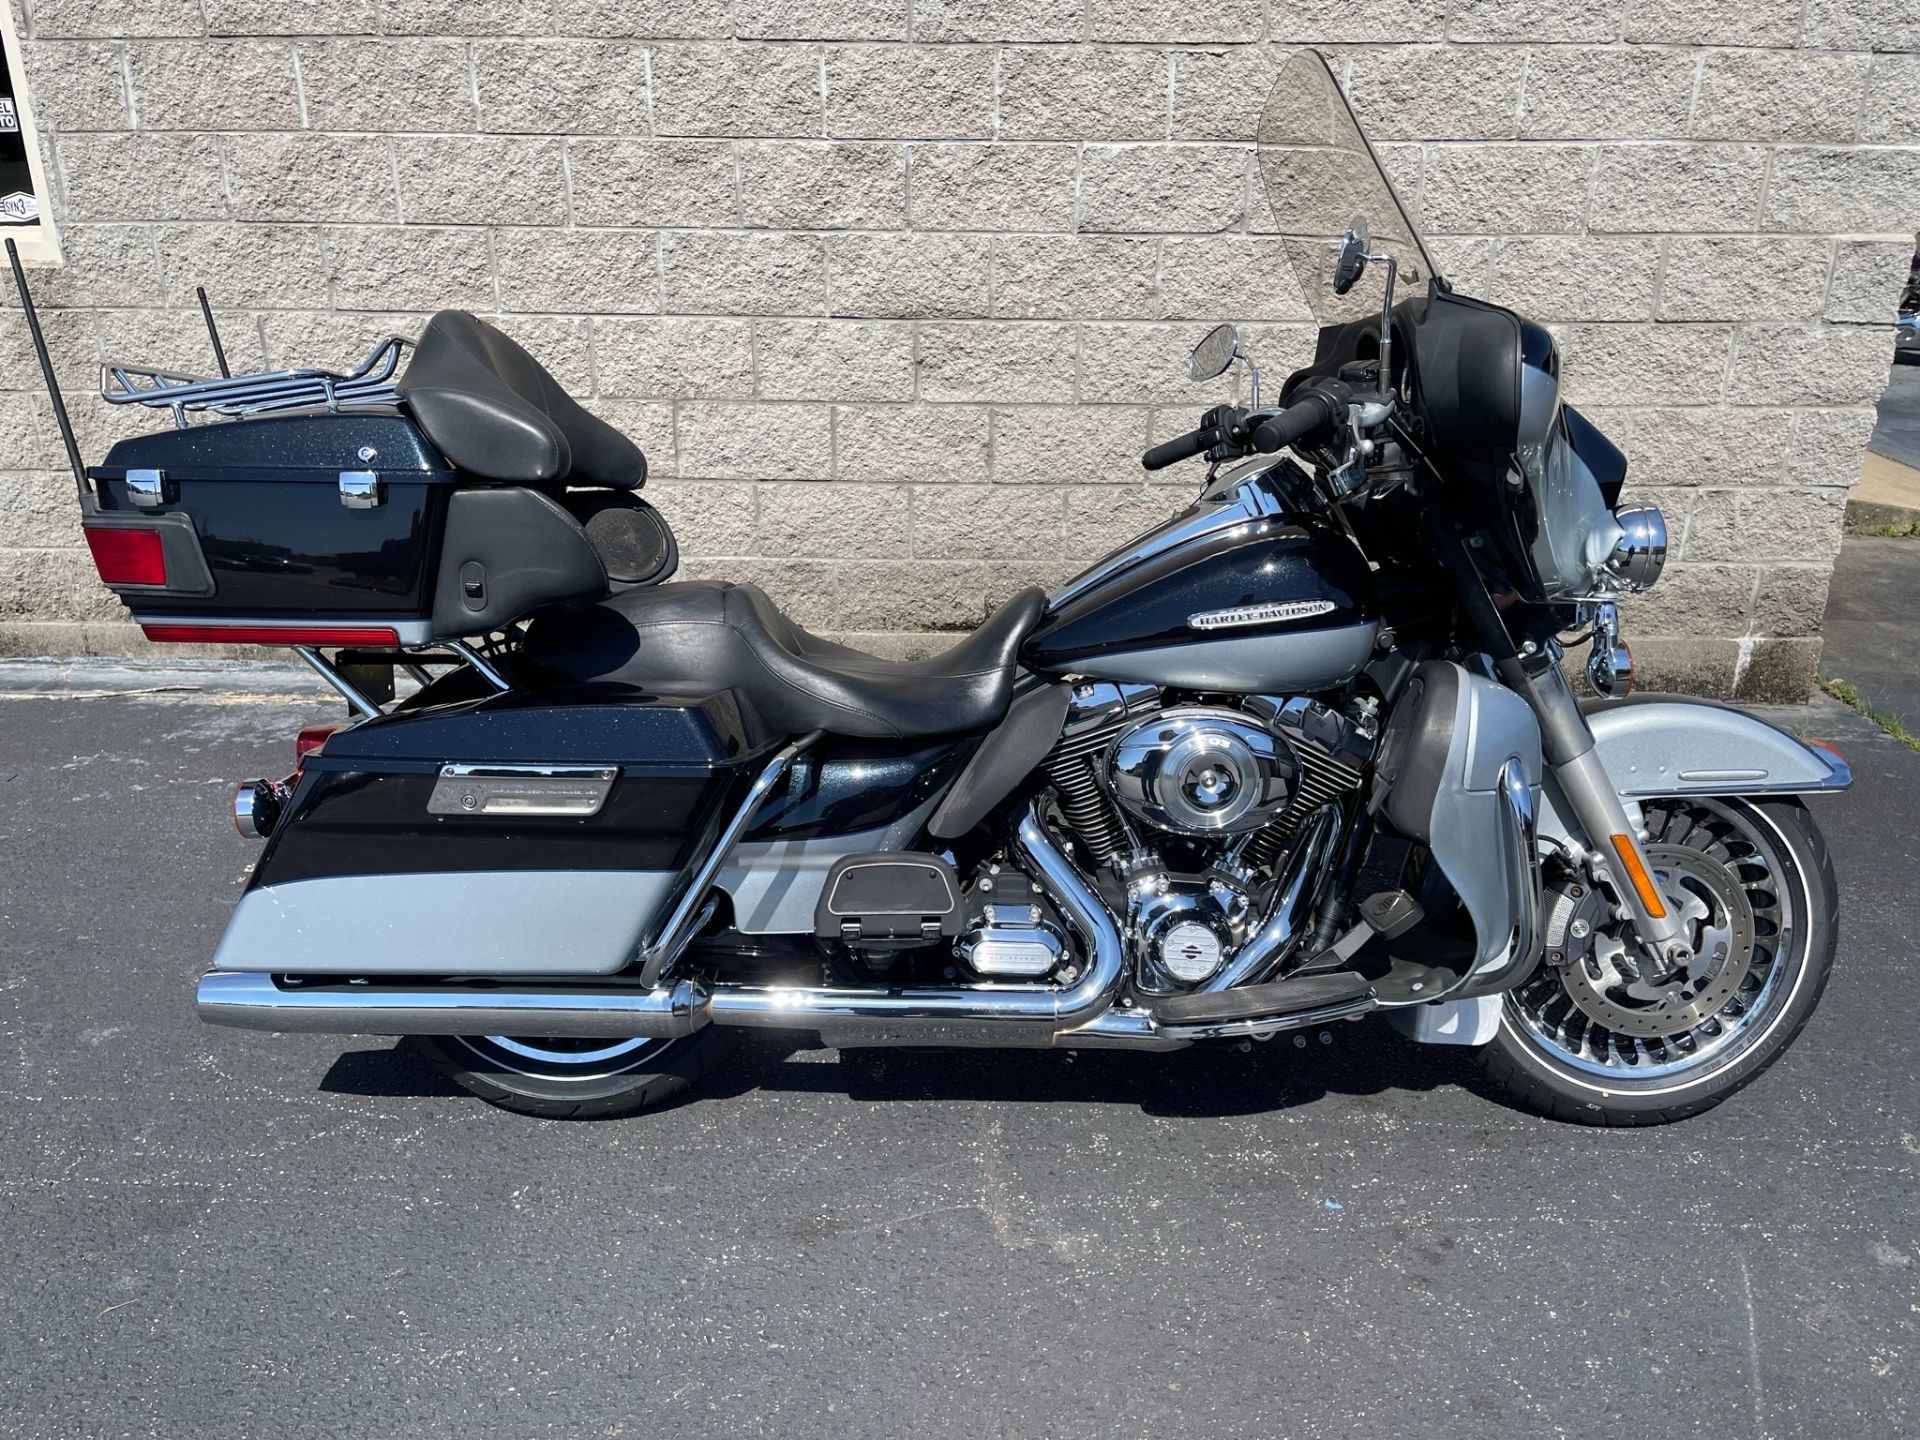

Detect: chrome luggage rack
[99,335,412,431]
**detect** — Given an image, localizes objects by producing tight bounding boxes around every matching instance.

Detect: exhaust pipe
[1203,804,1342,993]
[198,803,1127,1049]
[197,973,711,1039]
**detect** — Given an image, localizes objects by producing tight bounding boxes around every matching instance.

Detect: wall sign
[0,0,60,263]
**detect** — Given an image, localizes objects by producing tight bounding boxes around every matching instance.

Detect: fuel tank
[1023,514,1379,693]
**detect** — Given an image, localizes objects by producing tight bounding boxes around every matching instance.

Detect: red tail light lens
[140,623,402,647]
[84,527,167,586]
[295,723,343,765]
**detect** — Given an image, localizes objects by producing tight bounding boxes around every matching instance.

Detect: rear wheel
[408,1029,733,1119]
[1480,796,1837,1126]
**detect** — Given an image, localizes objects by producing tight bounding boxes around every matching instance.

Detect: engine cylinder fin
[1041,701,1139,866]
[1242,746,1364,869]
[1044,745,1129,865]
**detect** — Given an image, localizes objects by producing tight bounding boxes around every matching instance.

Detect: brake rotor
[1553,845,1756,1039]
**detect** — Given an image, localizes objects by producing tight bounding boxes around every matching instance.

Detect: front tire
[408,1029,734,1119]
[1480,796,1837,1126]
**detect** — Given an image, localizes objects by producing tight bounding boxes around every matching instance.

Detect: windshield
[1257,49,1438,327]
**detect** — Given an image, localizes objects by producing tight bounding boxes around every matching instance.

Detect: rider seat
[525,581,1049,739]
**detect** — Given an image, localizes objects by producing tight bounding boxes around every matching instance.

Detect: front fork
[1420,506,1691,968]
[1516,656,1693,966]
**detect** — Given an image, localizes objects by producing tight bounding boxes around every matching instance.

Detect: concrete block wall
[2,0,1915,698]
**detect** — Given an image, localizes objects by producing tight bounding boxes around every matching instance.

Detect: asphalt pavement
[1,661,1916,1440]
[1870,365,1920,472]
[1822,537,1920,732]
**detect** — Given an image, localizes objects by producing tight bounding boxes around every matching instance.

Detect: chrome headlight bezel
[1605,505,1667,592]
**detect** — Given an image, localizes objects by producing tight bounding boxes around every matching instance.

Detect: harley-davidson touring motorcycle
[23,50,1847,1122]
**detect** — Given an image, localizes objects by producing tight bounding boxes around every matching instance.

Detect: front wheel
[407,1029,734,1119]
[1480,796,1837,1126]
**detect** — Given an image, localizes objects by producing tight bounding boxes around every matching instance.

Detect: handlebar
[1250,388,1344,454]
[1140,381,1351,473]
[1141,425,1218,471]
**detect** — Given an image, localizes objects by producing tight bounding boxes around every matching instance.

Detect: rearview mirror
[1333,218,1370,296]
[1188,324,1240,382]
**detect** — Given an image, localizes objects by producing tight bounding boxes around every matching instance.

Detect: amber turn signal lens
[1609,833,1667,919]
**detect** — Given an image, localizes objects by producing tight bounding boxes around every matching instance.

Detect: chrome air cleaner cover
[1107,707,1297,837]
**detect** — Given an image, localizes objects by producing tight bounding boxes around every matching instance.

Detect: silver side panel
[211,870,677,976]
[718,800,938,934]
[1066,621,1380,694]
[1585,701,1852,798]
[1381,664,1544,980]
[1387,995,1501,1046]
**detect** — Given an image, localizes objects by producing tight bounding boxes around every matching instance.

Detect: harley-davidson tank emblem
[1188,599,1337,631]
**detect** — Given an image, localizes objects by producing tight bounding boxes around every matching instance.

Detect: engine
[1008,681,1377,991]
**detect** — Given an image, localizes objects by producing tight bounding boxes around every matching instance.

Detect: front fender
[1540,697,1850,851]
[1582,697,1851,798]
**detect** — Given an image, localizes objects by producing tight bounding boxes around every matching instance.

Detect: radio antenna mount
[5,238,88,497]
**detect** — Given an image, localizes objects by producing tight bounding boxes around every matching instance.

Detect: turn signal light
[83,527,167,586]
[232,779,289,839]
[1609,834,1668,920]
[295,723,343,765]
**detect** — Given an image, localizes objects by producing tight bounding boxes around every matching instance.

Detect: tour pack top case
[75,309,677,648]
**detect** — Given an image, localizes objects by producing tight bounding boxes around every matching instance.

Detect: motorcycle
[22,50,1848,1124]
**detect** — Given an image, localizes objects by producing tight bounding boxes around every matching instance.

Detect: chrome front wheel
[1482,797,1837,1125]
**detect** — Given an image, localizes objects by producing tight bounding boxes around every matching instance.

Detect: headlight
[1605,506,1667,591]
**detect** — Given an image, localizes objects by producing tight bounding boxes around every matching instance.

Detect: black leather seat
[397,311,646,489]
[525,581,1050,739]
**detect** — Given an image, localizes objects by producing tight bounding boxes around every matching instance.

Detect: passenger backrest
[397,311,647,490]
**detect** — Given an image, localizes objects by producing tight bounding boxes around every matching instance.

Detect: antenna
[195,285,231,377]
[5,238,88,497]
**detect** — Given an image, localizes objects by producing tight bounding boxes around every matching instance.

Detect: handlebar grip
[1252,391,1340,454]
[1141,426,1216,472]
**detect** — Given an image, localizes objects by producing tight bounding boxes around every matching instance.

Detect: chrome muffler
[197,972,713,1039]
[198,803,1129,1049]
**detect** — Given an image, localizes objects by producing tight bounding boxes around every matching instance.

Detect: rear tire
[407,1029,734,1120]
[1479,797,1837,1126]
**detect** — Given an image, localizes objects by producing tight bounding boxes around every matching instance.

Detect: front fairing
[1255,51,1645,605]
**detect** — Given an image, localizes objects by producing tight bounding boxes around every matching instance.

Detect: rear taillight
[84,527,167,586]
[140,623,402,647]
[295,723,343,766]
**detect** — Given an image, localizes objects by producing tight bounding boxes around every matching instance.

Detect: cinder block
[472,41,650,133]
[393,136,566,225]
[825,46,994,140]
[827,234,991,319]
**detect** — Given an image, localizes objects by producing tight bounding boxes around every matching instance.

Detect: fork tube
[1420,506,1690,961]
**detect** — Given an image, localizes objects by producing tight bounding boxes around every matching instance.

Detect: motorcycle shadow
[705,1028,1468,1118]
[318,1024,1478,1119]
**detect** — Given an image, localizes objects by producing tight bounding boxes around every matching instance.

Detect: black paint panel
[329,686,775,766]
[746,733,976,842]
[1023,518,1377,675]
[255,687,776,887]
[256,764,741,884]
[88,412,457,618]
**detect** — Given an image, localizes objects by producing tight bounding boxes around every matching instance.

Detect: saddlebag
[212,688,775,978]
